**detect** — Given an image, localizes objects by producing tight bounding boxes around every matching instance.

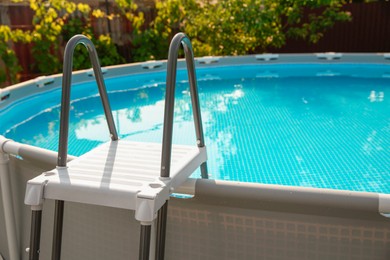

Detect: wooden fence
[1,1,390,82]
[271,1,390,53]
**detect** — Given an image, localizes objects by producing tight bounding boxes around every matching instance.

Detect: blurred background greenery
[0,0,387,87]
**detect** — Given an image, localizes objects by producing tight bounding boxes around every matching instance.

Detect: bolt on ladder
[24,33,208,260]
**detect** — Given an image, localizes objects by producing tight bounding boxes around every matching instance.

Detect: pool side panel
[0,138,389,259]
[1,156,389,260]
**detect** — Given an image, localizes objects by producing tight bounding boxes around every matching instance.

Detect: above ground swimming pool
[0,54,389,194]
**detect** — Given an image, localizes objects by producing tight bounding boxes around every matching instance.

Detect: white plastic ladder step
[25,140,206,221]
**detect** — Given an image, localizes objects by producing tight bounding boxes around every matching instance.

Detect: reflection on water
[368,90,384,102]
[1,69,389,194]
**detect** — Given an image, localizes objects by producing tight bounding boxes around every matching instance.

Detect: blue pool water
[1,64,389,193]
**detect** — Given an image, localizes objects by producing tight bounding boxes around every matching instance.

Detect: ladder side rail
[52,35,119,260]
[58,34,118,167]
[161,32,208,178]
[156,32,208,260]
[182,38,206,148]
[182,39,209,179]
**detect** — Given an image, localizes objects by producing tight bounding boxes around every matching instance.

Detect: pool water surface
[1,64,389,193]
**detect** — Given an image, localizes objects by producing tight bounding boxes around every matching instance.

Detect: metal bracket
[0,90,10,103]
[86,67,108,77]
[141,61,163,69]
[197,56,220,64]
[316,52,343,60]
[34,76,55,88]
[255,54,279,61]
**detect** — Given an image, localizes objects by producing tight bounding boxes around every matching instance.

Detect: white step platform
[25,140,207,222]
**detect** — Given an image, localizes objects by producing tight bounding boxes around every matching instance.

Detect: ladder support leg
[200,162,208,179]
[155,201,168,260]
[139,224,152,260]
[52,200,64,260]
[29,209,42,260]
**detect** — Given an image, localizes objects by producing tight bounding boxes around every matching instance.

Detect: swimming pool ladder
[24,33,208,260]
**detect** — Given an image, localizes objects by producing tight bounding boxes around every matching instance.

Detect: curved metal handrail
[57,35,118,167]
[155,32,209,260]
[160,32,208,179]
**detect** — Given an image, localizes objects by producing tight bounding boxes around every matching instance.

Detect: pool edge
[2,135,388,219]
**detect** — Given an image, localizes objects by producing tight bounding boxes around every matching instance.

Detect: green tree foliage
[1,0,139,86]
[61,3,125,69]
[0,25,31,86]
[29,0,125,73]
[1,0,351,87]
[94,0,144,63]
[131,0,197,61]
[132,0,351,59]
